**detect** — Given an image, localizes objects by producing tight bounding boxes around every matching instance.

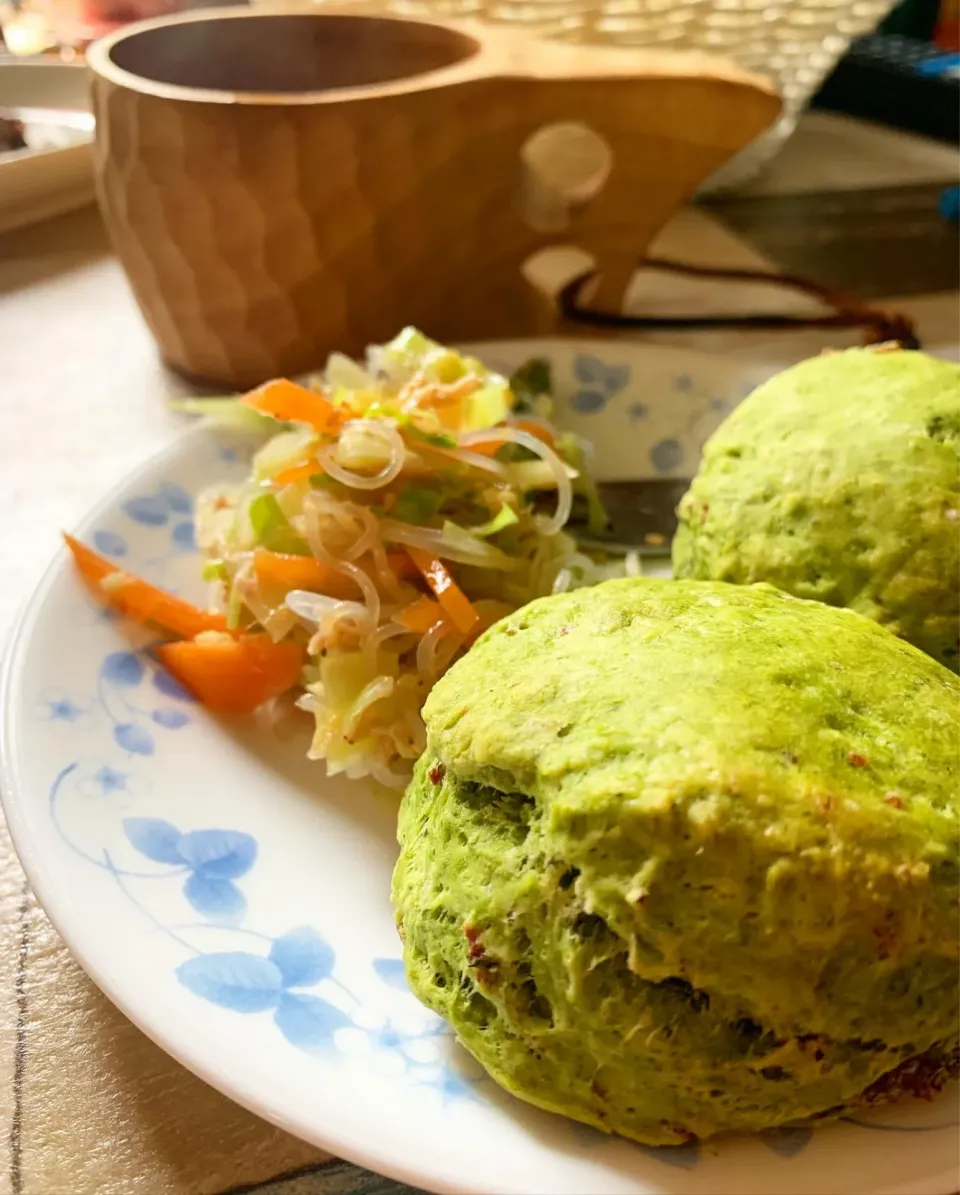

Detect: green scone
[392,579,959,1145]
[672,347,960,670]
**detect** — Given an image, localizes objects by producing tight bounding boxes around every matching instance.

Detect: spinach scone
[673,347,960,671]
[392,579,959,1145]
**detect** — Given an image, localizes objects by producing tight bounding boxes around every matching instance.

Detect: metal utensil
[565,478,689,556]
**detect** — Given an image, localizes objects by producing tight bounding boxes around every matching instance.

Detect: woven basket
[258,0,897,187]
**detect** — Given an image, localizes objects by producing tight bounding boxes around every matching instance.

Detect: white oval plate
[2,340,957,1195]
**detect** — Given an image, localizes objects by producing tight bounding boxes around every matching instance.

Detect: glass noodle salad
[64,330,635,790]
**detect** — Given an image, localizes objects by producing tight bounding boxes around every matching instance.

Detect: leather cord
[558,255,921,349]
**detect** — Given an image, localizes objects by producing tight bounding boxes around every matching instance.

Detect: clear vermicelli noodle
[318,419,405,490]
[191,328,628,787]
[461,426,574,536]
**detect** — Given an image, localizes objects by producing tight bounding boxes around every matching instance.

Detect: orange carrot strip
[274,461,322,487]
[255,546,415,599]
[397,595,448,635]
[155,634,304,713]
[386,550,419,582]
[514,420,556,446]
[252,548,358,598]
[405,547,479,635]
[465,440,503,458]
[64,533,228,639]
[241,379,341,433]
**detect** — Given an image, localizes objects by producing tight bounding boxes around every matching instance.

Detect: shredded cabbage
[254,430,318,481]
[247,494,304,553]
[170,397,276,433]
[473,504,519,537]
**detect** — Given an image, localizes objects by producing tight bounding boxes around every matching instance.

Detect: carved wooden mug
[87,6,780,387]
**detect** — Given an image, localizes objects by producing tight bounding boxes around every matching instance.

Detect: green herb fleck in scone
[392,579,960,1145]
[673,347,960,671]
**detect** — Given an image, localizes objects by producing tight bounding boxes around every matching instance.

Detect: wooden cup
[87,6,780,387]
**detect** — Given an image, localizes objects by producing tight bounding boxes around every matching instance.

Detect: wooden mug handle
[462,28,782,315]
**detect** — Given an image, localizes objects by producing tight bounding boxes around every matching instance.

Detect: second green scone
[672,347,960,670]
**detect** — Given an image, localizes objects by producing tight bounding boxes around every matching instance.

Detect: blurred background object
[934,0,959,46]
[880,0,941,37]
[0,0,233,57]
[808,0,960,143]
[0,58,94,232]
[0,0,178,57]
[874,0,958,44]
[812,28,959,141]
[0,0,231,238]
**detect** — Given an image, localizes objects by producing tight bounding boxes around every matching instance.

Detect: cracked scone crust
[392,579,960,1145]
[672,348,960,671]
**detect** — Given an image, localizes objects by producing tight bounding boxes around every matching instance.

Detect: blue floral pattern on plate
[570,354,630,413]
[41,484,471,1094]
[47,742,475,1093]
